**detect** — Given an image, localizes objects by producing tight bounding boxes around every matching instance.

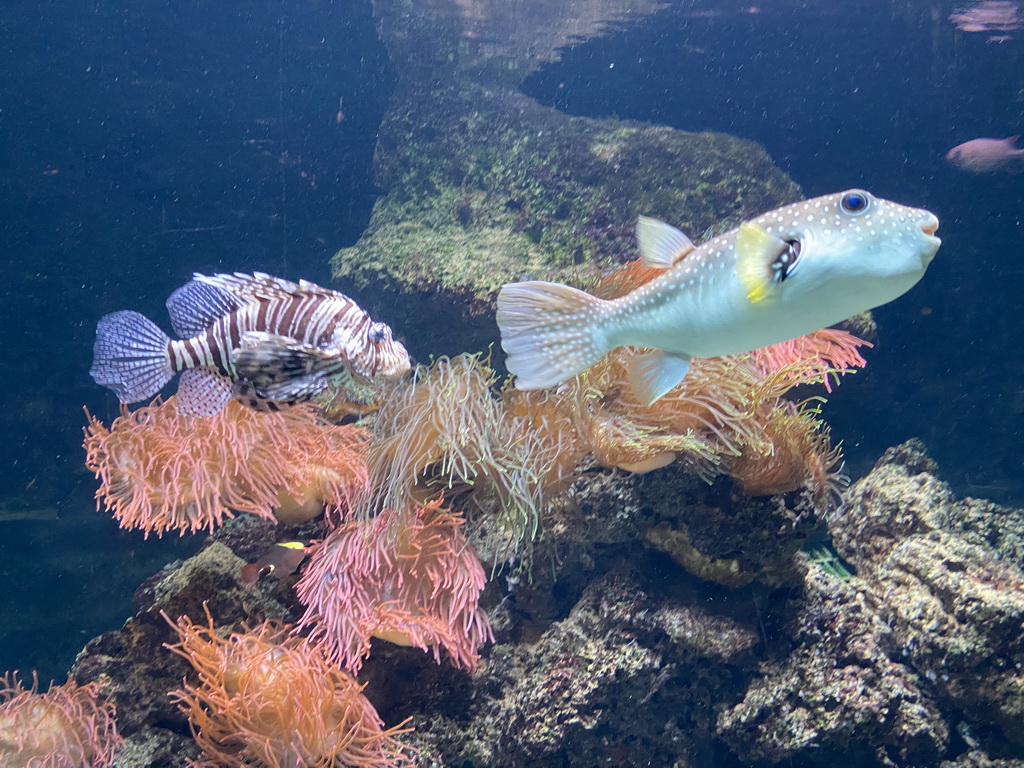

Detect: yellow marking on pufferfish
[735,221,784,304]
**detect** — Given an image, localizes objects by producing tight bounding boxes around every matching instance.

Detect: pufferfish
[497,189,941,405]
[90,272,410,415]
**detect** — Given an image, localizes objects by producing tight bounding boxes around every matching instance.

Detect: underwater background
[2,0,1024,765]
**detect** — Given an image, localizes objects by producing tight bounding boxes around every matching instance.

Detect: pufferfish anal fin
[196,272,352,305]
[636,216,696,269]
[166,278,246,338]
[625,350,693,406]
[735,221,789,304]
[176,369,235,416]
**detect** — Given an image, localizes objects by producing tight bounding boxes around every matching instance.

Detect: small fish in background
[949,0,1022,35]
[241,541,312,586]
[90,272,411,416]
[946,136,1024,173]
[497,190,940,405]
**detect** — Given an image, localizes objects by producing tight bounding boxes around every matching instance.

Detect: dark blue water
[522,3,1024,496]
[0,0,392,680]
[2,0,1022,687]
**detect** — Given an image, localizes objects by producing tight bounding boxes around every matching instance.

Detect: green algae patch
[333,82,802,309]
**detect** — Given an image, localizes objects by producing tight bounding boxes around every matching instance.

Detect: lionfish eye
[772,239,801,283]
[367,324,387,344]
[840,190,870,215]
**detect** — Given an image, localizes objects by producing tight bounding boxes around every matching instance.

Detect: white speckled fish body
[605,191,940,358]
[496,190,940,402]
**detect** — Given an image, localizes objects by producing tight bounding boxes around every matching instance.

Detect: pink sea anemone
[750,328,871,393]
[0,672,120,768]
[297,498,493,673]
[83,396,370,537]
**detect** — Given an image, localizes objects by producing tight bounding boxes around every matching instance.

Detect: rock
[832,439,1024,749]
[718,568,948,765]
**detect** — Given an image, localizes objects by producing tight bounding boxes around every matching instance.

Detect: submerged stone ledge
[332,81,801,333]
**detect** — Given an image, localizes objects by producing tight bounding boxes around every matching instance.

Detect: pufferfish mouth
[918,213,941,262]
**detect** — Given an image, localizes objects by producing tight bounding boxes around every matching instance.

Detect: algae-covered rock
[335,0,801,354]
[830,439,1024,749]
[634,466,823,588]
[333,81,801,317]
[410,567,759,767]
[718,567,948,765]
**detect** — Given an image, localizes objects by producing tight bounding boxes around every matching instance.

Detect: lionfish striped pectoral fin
[90,310,175,404]
[233,331,342,400]
[496,281,613,390]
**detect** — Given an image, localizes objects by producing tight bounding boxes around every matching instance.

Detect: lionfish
[90,272,411,415]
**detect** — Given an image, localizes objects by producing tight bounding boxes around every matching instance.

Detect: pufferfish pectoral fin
[626,350,693,406]
[735,221,789,304]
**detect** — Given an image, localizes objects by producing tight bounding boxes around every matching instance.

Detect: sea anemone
[723,400,847,510]
[499,384,587,492]
[362,354,563,560]
[297,498,493,673]
[165,607,413,768]
[84,397,370,537]
[750,328,872,393]
[363,355,499,513]
[0,672,120,768]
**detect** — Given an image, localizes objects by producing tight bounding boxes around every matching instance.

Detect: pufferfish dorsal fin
[735,222,789,304]
[196,272,353,305]
[636,216,696,269]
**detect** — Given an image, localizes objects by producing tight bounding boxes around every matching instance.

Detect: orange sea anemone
[723,400,847,510]
[83,396,370,537]
[363,355,499,513]
[166,607,413,768]
[297,498,493,674]
[0,672,120,768]
[500,383,587,492]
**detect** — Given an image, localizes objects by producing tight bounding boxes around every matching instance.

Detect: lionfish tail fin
[496,281,612,390]
[90,310,174,403]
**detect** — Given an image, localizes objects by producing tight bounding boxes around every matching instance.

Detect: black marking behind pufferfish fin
[166,279,246,338]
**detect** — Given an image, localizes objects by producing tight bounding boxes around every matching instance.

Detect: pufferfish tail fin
[496,281,614,390]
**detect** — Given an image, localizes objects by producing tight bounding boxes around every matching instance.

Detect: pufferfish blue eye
[840,190,870,215]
